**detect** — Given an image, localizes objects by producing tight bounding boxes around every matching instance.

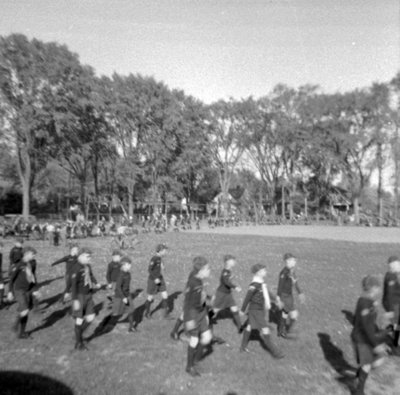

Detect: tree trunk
[377,142,383,226]
[353,196,360,225]
[281,184,285,222]
[394,126,399,225]
[21,179,30,220]
[127,181,134,219]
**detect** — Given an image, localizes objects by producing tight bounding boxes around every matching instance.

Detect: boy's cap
[362,275,381,291]
[78,247,93,256]
[224,254,236,262]
[15,237,24,244]
[120,256,132,264]
[23,246,37,255]
[388,256,400,264]
[193,256,208,272]
[112,249,122,257]
[156,243,168,253]
[283,253,295,261]
[251,263,266,274]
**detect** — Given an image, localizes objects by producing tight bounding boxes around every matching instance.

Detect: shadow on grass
[29,306,70,335]
[151,291,182,316]
[341,309,355,326]
[36,276,64,290]
[39,292,64,310]
[86,314,118,343]
[317,332,357,393]
[0,371,73,395]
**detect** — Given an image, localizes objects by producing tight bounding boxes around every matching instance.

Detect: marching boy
[106,249,122,294]
[211,254,242,332]
[351,275,389,395]
[51,242,79,303]
[183,256,213,377]
[276,253,305,338]
[7,237,24,300]
[382,255,400,349]
[143,243,170,319]
[71,248,100,350]
[10,246,38,339]
[240,263,284,358]
[109,256,136,332]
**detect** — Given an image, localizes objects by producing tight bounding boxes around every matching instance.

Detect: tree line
[1,34,400,225]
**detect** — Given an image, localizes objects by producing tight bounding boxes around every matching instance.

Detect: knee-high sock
[186,346,196,370]
[19,315,28,336]
[241,330,250,350]
[232,312,241,330]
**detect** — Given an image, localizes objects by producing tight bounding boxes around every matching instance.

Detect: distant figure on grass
[7,237,24,301]
[0,241,4,308]
[10,246,39,339]
[382,255,400,351]
[183,256,213,377]
[210,254,242,332]
[107,256,136,333]
[71,248,101,351]
[350,275,390,395]
[276,253,305,339]
[51,243,79,303]
[106,249,122,302]
[143,243,170,319]
[240,263,284,358]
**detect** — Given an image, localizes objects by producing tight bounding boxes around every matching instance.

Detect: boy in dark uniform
[276,253,305,338]
[183,256,213,377]
[71,247,101,350]
[106,250,122,295]
[211,254,242,331]
[382,255,400,349]
[240,263,284,358]
[351,275,388,395]
[51,243,79,303]
[10,246,38,338]
[109,256,136,332]
[143,243,170,319]
[0,242,4,308]
[7,237,24,300]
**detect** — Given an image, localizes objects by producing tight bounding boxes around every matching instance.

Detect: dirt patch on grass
[194,224,400,244]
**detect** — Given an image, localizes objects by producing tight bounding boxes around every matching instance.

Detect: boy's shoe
[170,331,179,341]
[239,347,251,353]
[75,342,88,351]
[18,332,32,339]
[186,366,201,377]
[128,326,138,333]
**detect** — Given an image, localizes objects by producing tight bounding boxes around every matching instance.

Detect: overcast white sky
[0,0,399,103]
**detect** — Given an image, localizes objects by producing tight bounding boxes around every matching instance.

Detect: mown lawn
[1,231,400,395]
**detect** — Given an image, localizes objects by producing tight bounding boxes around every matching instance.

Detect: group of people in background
[0,237,400,395]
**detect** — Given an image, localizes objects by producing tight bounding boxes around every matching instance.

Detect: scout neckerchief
[252,275,271,310]
[83,265,93,288]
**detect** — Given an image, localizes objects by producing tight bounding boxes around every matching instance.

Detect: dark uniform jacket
[217,269,237,294]
[184,272,206,321]
[9,246,23,268]
[351,296,384,347]
[382,271,400,313]
[277,267,301,297]
[106,261,121,284]
[115,271,131,299]
[71,263,97,299]
[148,255,163,281]
[242,281,267,312]
[10,259,37,292]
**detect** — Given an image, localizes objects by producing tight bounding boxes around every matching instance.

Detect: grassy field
[1,229,400,395]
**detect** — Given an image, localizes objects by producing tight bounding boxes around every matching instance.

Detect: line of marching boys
[1,239,400,390]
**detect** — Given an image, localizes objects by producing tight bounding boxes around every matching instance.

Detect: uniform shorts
[14,290,31,312]
[112,297,134,316]
[213,290,236,310]
[73,294,95,318]
[280,294,295,313]
[353,341,376,366]
[184,310,209,336]
[248,309,268,330]
[147,277,166,295]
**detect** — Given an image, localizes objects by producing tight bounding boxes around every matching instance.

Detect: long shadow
[317,332,357,393]
[130,303,146,328]
[86,314,117,343]
[341,309,355,326]
[29,306,70,335]
[36,276,64,291]
[0,371,73,395]
[39,292,64,310]
[151,290,182,316]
